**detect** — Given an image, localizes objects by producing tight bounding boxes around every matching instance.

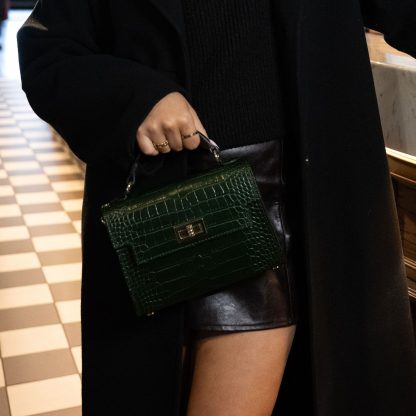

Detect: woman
[16,1,416,415]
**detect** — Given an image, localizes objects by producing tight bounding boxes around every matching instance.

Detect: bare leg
[184,325,296,416]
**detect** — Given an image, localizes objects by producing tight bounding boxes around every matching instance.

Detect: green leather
[100,156,285,318]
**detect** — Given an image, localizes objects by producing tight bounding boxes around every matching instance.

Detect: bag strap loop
[124,130,222,197]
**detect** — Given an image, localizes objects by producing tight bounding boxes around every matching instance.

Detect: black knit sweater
[181,0,287,150]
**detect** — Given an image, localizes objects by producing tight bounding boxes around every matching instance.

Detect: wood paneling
[387,147,416,341]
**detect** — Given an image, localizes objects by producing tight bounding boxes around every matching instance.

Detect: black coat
[16,1,416,415]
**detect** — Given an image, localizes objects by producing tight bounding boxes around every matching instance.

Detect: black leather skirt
[183,137,299,334]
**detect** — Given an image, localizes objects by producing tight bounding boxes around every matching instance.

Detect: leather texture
[100,149,285,317]
[184,138,299,331]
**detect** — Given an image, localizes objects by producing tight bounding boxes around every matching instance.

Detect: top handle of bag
[124,130,222,197]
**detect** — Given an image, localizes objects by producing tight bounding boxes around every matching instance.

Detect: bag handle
[124,130,222,197]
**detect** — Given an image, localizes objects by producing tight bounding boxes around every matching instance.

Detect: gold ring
[152,139,170,149]
[181,130,199,140]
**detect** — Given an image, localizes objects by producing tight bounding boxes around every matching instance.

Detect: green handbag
[100,131,285,318]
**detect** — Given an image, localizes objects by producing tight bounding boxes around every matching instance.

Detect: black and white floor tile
[0,15,83,413]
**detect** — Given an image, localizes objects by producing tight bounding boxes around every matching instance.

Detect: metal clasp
[174,219,206,242]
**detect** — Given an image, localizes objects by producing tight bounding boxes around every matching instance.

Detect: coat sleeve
[16,0,191,174]
[359,0,416,58]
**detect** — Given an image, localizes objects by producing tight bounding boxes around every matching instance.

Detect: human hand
[136,91,209,156]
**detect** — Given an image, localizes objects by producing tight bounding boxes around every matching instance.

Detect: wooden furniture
[386,148,416,340]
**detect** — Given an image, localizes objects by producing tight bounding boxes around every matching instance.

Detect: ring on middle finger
[181,130,199,140]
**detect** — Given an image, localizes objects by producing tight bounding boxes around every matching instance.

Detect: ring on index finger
[152,139,170,150]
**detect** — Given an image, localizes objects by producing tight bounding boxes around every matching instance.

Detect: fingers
[162,117,184,152]
[188,106,209,140]
[136,123,163,156]
[137,115,201,155]
[135,92,209,156]
[177,113,201,151]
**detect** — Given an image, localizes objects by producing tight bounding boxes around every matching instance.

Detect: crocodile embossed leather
[100,132,285,318]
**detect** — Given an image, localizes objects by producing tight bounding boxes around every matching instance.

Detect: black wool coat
[16,1,416,415]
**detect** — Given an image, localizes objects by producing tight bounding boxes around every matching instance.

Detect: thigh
[185,325,296,416]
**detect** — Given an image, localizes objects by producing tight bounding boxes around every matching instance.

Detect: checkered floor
[0,77,83,415]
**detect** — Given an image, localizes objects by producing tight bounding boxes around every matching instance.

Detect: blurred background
[0,4,84,416]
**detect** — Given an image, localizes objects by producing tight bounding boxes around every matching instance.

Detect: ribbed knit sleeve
[181,0,287,149]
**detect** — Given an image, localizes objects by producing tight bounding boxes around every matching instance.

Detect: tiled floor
[0,78,83,415]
